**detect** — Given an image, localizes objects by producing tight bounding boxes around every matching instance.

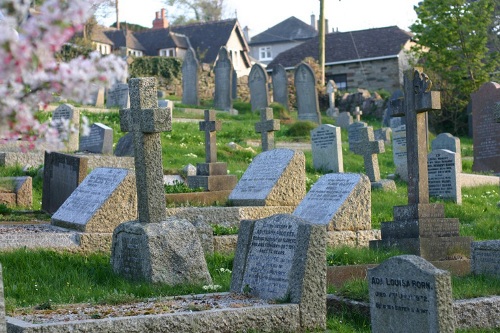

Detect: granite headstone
[213,47,233,111]
[310,124,343,173]
[248,64,269,112]
[181,47,200,106]
[336,112,353,129]
[79,123,113,154]
[428,149,461,204]
[106,82,130,109]
[471,240,500,278]
[294,63,321,124]
[271,64,289,109]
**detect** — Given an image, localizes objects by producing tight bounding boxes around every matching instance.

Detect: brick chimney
[153,8,169,29]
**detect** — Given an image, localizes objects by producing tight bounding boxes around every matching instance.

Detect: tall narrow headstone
[271,64,289,109]
[311,124,343,173]
[79,123,113,154]
[391,117,408,181]
[181,47,199,106]
[255,107,280,151]
[471,82,500,173]
[248,64,270,111]
[232,68,238,100]
[0,264,5,333]
[106,82,130,109]
[213,47,233,111]
[52,103,80,152]
[294,63,321,124]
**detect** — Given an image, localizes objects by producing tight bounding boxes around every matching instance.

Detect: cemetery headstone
[111,77,211,285]
[232,68,238,100]
[90,86,105,107]
[370,68,472,261]
[42,152,88,214]
[229,148,306,206]
[374,127,392,145]
[294,63,321,124]
[51,167,137,232]
[114,133,134,157]
[255,107,280,151]
[431,133,461,154]
[248,64,270,111]
[52,103,80,152]
[79,123,113,154]
[293,173,370,230]
[0,264,5,333]
[187,110,237,191]
[368,255,455,333]
[213,46,233,111]
[347,121,368,144]
[336,111,353,129]
[310,124,343,172]
[353,106,363,122]
[230,214,327,330]
[428,149,461,204]
[106,82,130,109]
[383,89,404,127]
[471,240,500,278]
[471,82,500,173]
[390,117,408,181]
[271,64,289,109]
[326,80,337,117]
[181,47,200,106]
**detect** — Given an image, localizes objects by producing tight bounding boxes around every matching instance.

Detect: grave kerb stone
[255,107,280,151]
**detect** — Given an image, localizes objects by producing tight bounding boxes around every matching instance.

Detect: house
[248,16,318,66]
[267,26,416,93]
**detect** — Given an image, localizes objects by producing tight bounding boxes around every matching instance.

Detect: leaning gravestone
[42,152,88,214]
[248,64,270,111]
[471,240,500,278]
[52,103,80,152]
[336,111,353,129]
[230,214,326,330]
[311,124,343,172]
[471,82,500,173]
[51,167,137,232]
[79,123,113,154]
[428,149,461,204]
[181,47,200,106]
[213,46,233,111]
[368,255,455,333]
[106,82,130,109]
[294,63,321,124]
[271,64,289,109]
[0,264,5,333]
[229,148,305,206]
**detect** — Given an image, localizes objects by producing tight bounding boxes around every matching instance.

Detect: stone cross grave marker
[249,64,269,112]
[119,77,171,223]
[310,124,343,173]
[106,82,130,109]
[353,106,363,122]
[255,107,280,151]
[52,103,80,152]
[294,63,321,124]
[271,64,289,109]
[349,124,384,182]
[79,122,113,154]
[368,255,455,333]
[0,264,5,333]
[471,240,500,278]
[230,214,327,331]
[200,109,221,163]
[181,47,200,106]
[213,46,233,111]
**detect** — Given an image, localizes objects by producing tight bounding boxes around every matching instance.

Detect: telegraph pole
[318,0,325,86]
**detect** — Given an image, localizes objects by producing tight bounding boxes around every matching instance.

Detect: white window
[159,48,175,57]
[259,46,272,60]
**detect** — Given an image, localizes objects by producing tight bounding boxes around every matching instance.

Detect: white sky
[98,0,421,37]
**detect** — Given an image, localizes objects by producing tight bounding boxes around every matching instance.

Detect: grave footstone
[213,47,233,111]
[51,167,137,232]
[311,124,343,172]
[52,103,80,152]
[368,255,455,333]
[181,47,200,106]
[255,107,280,151]
[114,133,134,157]
[428,149,461,204]
[229,148,306,206]
[471,82,500,173]
[336,112,353,129]
[471,240,500,278]
[42,152,88,214]
[294,63,321,124]
[249,64,270,112]
[111,77,211,285]
[79,123,113,154]
[0,264,5,333]
[230,214,326,330]
[106,82,130,109]
[271,64,289,109]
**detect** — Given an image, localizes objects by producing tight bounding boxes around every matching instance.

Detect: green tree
[410,0,500,134]
[166,0,225,24]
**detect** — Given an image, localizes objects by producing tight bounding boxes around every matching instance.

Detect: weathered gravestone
[187,110,237,191]
[370,68,472,261]
[0,264,5,333]
[271,64,289,109]
[428,149,461,204]
[390,117,408,181]
[294,63,321,124]
[90,86,105,107]
[79,123,113,154]
[230,214,326,331]
[114,133,134,157]
[52,103,80,152]
[106,82,130,109]
[471,82,500,173]
[325,80,338,117]
[368,255,455,333]
[336,111,353,129]
[51,167,137,232]
[347,121,367,144]
[471,240,500,278]
[232,68,238,100]
[229,148,305,206]
[249,64,269,111]
[0,176,32,208]
[181,47,200,106]
[111,77,211,285]
[213,46,233,111]
[383,89,404,127]
[310,124,343,173]
[42,152,88,214]
[255,107,280,151]
[431,132,461,175]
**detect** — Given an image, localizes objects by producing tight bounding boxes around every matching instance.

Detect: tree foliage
[166,0,225,25]
[410,0,500,134]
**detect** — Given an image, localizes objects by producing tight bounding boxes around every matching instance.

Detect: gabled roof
[249,16,318,45]
[91,26,146,51]
[267,26,413,69]
[135,29,191,56]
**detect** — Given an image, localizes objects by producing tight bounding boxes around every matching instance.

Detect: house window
[329,74,348,91]
[159,48,175,57]
[259,46,272,61]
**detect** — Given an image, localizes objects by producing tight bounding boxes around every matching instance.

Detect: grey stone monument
[231,214,327,331]
[106,82,130,109]
[232,68,238,100]
[271,64,289,109]
[428,149,461,204]
[213,46,233,111]
[383,89,404,127]
[368,255,455,333]
[325,80,337,117]
[181,47,199,106]
[471,240,500,278]
[79,122,113,154]
[248,64,270,112]
[114,133,134,157]
[431,133,461,172]
[90,86,105,107]
[374,127,392,146]
[310,124,343,172]
[111,77,212,285]
[52,103,80,152]
[255,107,280,151]
[391,117,408,181]
[336,111,353,129]
[294,63,321,124]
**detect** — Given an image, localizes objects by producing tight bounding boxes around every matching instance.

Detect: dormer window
[259,46,272,61]
[159,48,175,57]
